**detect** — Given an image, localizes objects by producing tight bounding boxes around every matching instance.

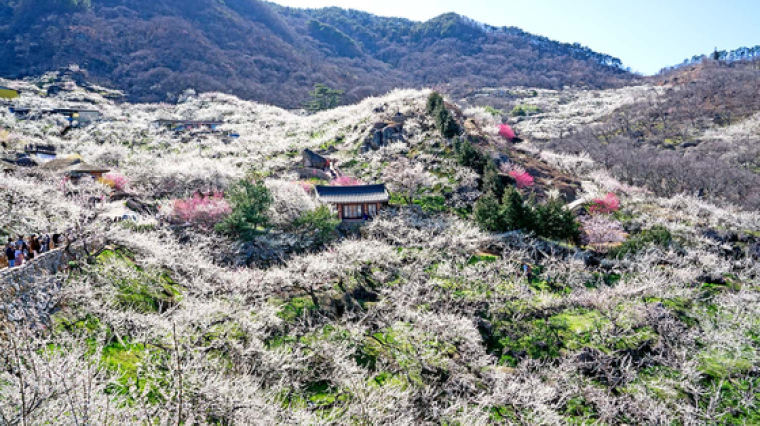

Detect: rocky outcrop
[363,114,406,151]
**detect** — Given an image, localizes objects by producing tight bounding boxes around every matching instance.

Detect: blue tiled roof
[315,184,389,204]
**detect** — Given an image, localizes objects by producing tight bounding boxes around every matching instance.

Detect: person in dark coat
[4,240,14,268]
[41,234,51,253]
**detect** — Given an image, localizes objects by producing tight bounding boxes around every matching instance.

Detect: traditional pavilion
[315,184,389,222]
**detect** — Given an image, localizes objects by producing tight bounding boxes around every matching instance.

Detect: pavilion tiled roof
[315,184,389,204]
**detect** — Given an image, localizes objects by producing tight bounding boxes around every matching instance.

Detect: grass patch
[96,248,182,313]
[102,340,168,405]
[644,297,696,326]
[356,323,457,386]
[485,308,613,366]
[277,380,350,412]
[275,296,318,322]
[467,252,499,265]
[484,106,504,117]
[510,104,542,117]
[413,195,447,213]
[699,348,756,379]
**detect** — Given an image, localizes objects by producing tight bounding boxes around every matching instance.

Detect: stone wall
[0,241,97,330]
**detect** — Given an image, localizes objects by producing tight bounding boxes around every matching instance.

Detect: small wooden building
[153,119,223,132]
[66,162,110,180]
[9,107,100,126]
[315,184,389,222]
[41,157,82,172]
[302,149,331,169]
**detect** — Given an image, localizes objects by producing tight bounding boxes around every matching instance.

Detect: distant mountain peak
[0,0,634,106]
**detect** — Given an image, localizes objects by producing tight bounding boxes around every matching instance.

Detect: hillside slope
[467,58,760,210]
[0,0,633,106]
[1,77,759,424]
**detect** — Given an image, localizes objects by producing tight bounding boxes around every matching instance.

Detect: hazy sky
[270,0,760,75]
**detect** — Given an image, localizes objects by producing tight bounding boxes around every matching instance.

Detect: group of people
[3,234,61,269]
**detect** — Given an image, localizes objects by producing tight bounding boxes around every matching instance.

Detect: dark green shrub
[474,188,580,243]
[481,161,506,199]
[216,179,273,240]
[436,107,459,138]
[426,92,444,115]
[304,83,344,112]
[453,137,487,173]
[290,205,340,249]
[608,225,672,257]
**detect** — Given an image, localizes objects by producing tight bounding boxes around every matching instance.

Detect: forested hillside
[0,0,634,106]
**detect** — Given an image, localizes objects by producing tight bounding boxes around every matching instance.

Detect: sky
[270,0,760,75]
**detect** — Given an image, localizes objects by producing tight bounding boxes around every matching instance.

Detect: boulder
[126,198,158,215]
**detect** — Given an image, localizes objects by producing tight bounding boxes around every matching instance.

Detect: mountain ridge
[0,0,634,107]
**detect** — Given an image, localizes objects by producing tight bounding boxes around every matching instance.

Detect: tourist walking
[5,240,15,268]
[16,235,27,253]
[42,234,51,253]
[31,235,41,258]
[14,243,24,267]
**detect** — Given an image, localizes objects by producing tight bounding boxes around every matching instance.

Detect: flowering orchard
[1,76,759,425]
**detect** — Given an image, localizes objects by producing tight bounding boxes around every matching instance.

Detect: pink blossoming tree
[172,191,231,229]
[501,164,534,189]
[589,192,620,215]
[330,176,362,186]
[498,123,516,141]
[100,173,129,191]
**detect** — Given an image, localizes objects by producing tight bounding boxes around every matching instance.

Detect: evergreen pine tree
[501,188,535,231]
[216,179,273,240]
[474,192,504,232]
[481,161,505,199]
[534,198,580,242]
[426,92,444,115]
